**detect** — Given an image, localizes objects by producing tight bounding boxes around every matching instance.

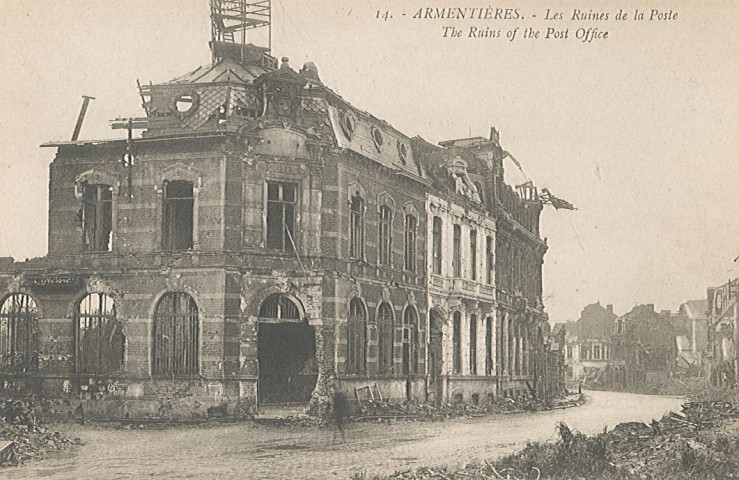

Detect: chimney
[647,303,655,312]
[606,304,614,314]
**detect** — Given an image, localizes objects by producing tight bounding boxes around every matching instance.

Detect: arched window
[347,298,366,374]
[452,311,462,374]
[258,293,301,320]
[402,306,418,375]
[432,217,443,275]
[0,294,38,371]
[377,302,394,374]
[153,292,198,376]
[76,293,124,374]
[350,194,364,259]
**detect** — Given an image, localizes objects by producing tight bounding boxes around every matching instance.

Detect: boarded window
[377,302,393,374]
[266,181,296,251]
[162,181,194,251]
[0,294,38,371]
[469,229,477,280]
[82,183,113,252]
[404,214,417,272]
[350,195,364,259]
[432,217,442,275]
[378,206,392,266]
[402,306,418,375]
[153,292,199,376]
[452,224,461,277]
[75,293,124,374]
[469,314,477,374]
[452,311,462,374]
[258,293,301,320]
[347,298,366,374]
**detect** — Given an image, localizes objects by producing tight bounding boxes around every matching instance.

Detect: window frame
[377,302,394,374]
[265,180,298,252]
[0,293,38,372]
[75,293,124,375]
[346,298,367,374]
[378,205,392,266]
[81,183,114,252]
[452,224,462,277]
[349,194,365,260]
[152,292,200,377]
[432,217,443,275]
[452,311,462,374]
[404,213,417,272]
[162,180,195,251]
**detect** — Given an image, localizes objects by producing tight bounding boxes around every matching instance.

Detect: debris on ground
[354,395,738,480]
[0,399,81,466]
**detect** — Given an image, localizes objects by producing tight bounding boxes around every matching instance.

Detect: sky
[0,0,737,323]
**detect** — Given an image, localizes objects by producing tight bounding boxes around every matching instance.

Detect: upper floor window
[432,217,443,275]
[162,181,194,251]
[452,224,462,277]
[469,230,477,280]
[378,206,392,266]
[153,292,199,376]
[404,214,417,272]
[75,293,124,374]
[82,183,113,252]
[593,344,602,360]
[486,236,494,284]
[0,294,38,371]
[350,195,364,259]
[266,181,296,252]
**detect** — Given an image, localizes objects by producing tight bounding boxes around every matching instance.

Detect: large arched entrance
[257,294,316,405]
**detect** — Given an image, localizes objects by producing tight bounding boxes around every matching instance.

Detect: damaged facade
[0,4,565,415]
[706,279,738,386]
[562,302,616,389]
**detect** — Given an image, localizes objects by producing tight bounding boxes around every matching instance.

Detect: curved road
[7,390,683,480]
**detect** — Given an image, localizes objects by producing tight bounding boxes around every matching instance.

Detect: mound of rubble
[363,400,738,480]
[0,400,80,466]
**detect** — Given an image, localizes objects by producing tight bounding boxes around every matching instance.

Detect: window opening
[469,314,477,374]
[350,195,364,259]
[153,292,199,376]
[347,298,366,374]
[266,181,296,252]
[452,311,462,374]
[404,214,417,272]
[402,306,417,376]
[377,302,394,374]
[452,224,461,277]
[470,229,477,280]
[75,293,124,374]
[82,183,113,252]
[258,294,301,320]
[378,206,392,266]
[0,294,38,371]
[432,217,443,275]
[162,181,194,251]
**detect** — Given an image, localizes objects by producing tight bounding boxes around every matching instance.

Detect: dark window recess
[82,183,113,252]
[452,224,461,277]
[266,182,296,252]
[432,217,442,275]
[470,229,477,280]
[162,181,194,251]
[75,293,124,375]
[377,302,394,374]
[452,311,462,374]
[153,292,199,376]
[0,294,38,371]
[486,236,494,284]
[404,214,417,272]
[259,293,301,320]
[378,206,392,266]
[485,317,493,375]
[347,298,366,374]
[469,314,477,374]
[402,307,418,376]
[350,195,364,259]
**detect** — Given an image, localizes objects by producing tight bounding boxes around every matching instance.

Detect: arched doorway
[257,294,316,405]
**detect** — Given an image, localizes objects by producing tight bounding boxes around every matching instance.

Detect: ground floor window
[153,292,199,376]
[0,293,38,371]
[76,293,124,374]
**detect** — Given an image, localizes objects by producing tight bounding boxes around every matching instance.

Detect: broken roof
[165,57,271,85]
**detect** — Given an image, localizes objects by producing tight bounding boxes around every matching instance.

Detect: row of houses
[0,30,567,414]
[563,282,737,391]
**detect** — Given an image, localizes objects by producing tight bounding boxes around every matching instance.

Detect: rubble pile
[355,394,583,423]
[0,400,80,466]
[357,400,738,480]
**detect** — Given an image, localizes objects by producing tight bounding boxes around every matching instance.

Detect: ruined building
[706,279,737,386]
[562,302,617,388]
[0,1,567,413]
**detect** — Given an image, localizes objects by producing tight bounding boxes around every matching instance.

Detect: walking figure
[332,388,349,443]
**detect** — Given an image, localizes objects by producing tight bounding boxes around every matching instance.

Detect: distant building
[661,300,708,377]
[609,304,677,389]
[706,279,737,386]
[562,302,617,388]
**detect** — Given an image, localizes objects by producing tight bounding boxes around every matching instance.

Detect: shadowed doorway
[257,294,317,405]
